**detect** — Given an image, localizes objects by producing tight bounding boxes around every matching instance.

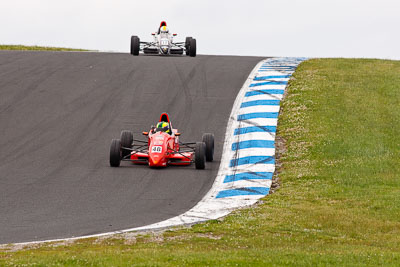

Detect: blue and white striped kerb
[215,57,306,201]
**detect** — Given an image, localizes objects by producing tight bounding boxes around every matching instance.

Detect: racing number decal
[151,146,162,153]
[161,40,169,46]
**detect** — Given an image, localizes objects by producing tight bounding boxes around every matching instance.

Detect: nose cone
[149,152,165,167]
[149,154,159,165]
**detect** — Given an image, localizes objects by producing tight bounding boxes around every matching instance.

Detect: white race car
[130,21,197,57]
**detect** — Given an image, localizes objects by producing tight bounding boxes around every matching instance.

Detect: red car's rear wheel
[120,130,133,158]
[110,139,122,167]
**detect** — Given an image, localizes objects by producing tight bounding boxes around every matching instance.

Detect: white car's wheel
[185,37,192,56]
[189,38,196,57]
[131,36,140,56]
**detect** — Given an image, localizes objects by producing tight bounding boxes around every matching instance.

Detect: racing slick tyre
[189,38,197,57]
[131,36,140,56]
[110,139,122,167]
[202,133,214,162]
[185,37,192,56]
[120,130,133,158]
[195,142,206,169]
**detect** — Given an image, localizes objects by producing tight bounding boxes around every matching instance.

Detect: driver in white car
[159,26,169,34]
[157,21,168,34]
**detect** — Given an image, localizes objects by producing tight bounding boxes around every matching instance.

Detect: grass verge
[0,44,89,52]
[1,58,400,266]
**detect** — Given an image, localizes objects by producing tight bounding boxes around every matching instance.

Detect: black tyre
[110,139,121,167]
[120,130,133,157]
[195,142,206,169]
[189,38,196,57]
[131,36,140,56]
[202,133,214,162]
[185,37,192,56]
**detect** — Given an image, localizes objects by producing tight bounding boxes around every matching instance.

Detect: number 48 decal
[151,146,162,153]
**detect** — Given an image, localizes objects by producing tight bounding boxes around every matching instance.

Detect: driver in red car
[155,121,171,134]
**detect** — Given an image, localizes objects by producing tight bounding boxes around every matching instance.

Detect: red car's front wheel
[195,142,206,169]
[202,133,214,162]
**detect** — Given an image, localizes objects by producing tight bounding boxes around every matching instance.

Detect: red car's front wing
[129,151,193,166]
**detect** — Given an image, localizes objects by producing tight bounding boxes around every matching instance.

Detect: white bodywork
[140,31,186,55]
[131,26,195,56]
[154,32,174,54]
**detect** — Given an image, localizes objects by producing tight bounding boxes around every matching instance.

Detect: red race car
[109,113,214,169]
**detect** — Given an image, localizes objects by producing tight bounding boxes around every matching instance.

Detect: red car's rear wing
[159,112,170,122]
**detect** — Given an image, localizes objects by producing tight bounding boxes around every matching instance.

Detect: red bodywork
[129,113,193,167]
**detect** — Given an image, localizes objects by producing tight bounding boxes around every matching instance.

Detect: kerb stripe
[216,187,270,198]
[223,172,273,183]
[234,126,276,135]
[232,140,274,150]
[229,155,275,167]
[238,112,279,121]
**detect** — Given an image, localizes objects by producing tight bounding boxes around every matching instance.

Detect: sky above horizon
[1,0,399,59]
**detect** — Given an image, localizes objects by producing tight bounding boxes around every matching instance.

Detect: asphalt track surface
[0,51,264,244]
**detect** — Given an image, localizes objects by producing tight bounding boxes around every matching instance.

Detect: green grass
[1,58,400,266]
[0,44,90,52]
